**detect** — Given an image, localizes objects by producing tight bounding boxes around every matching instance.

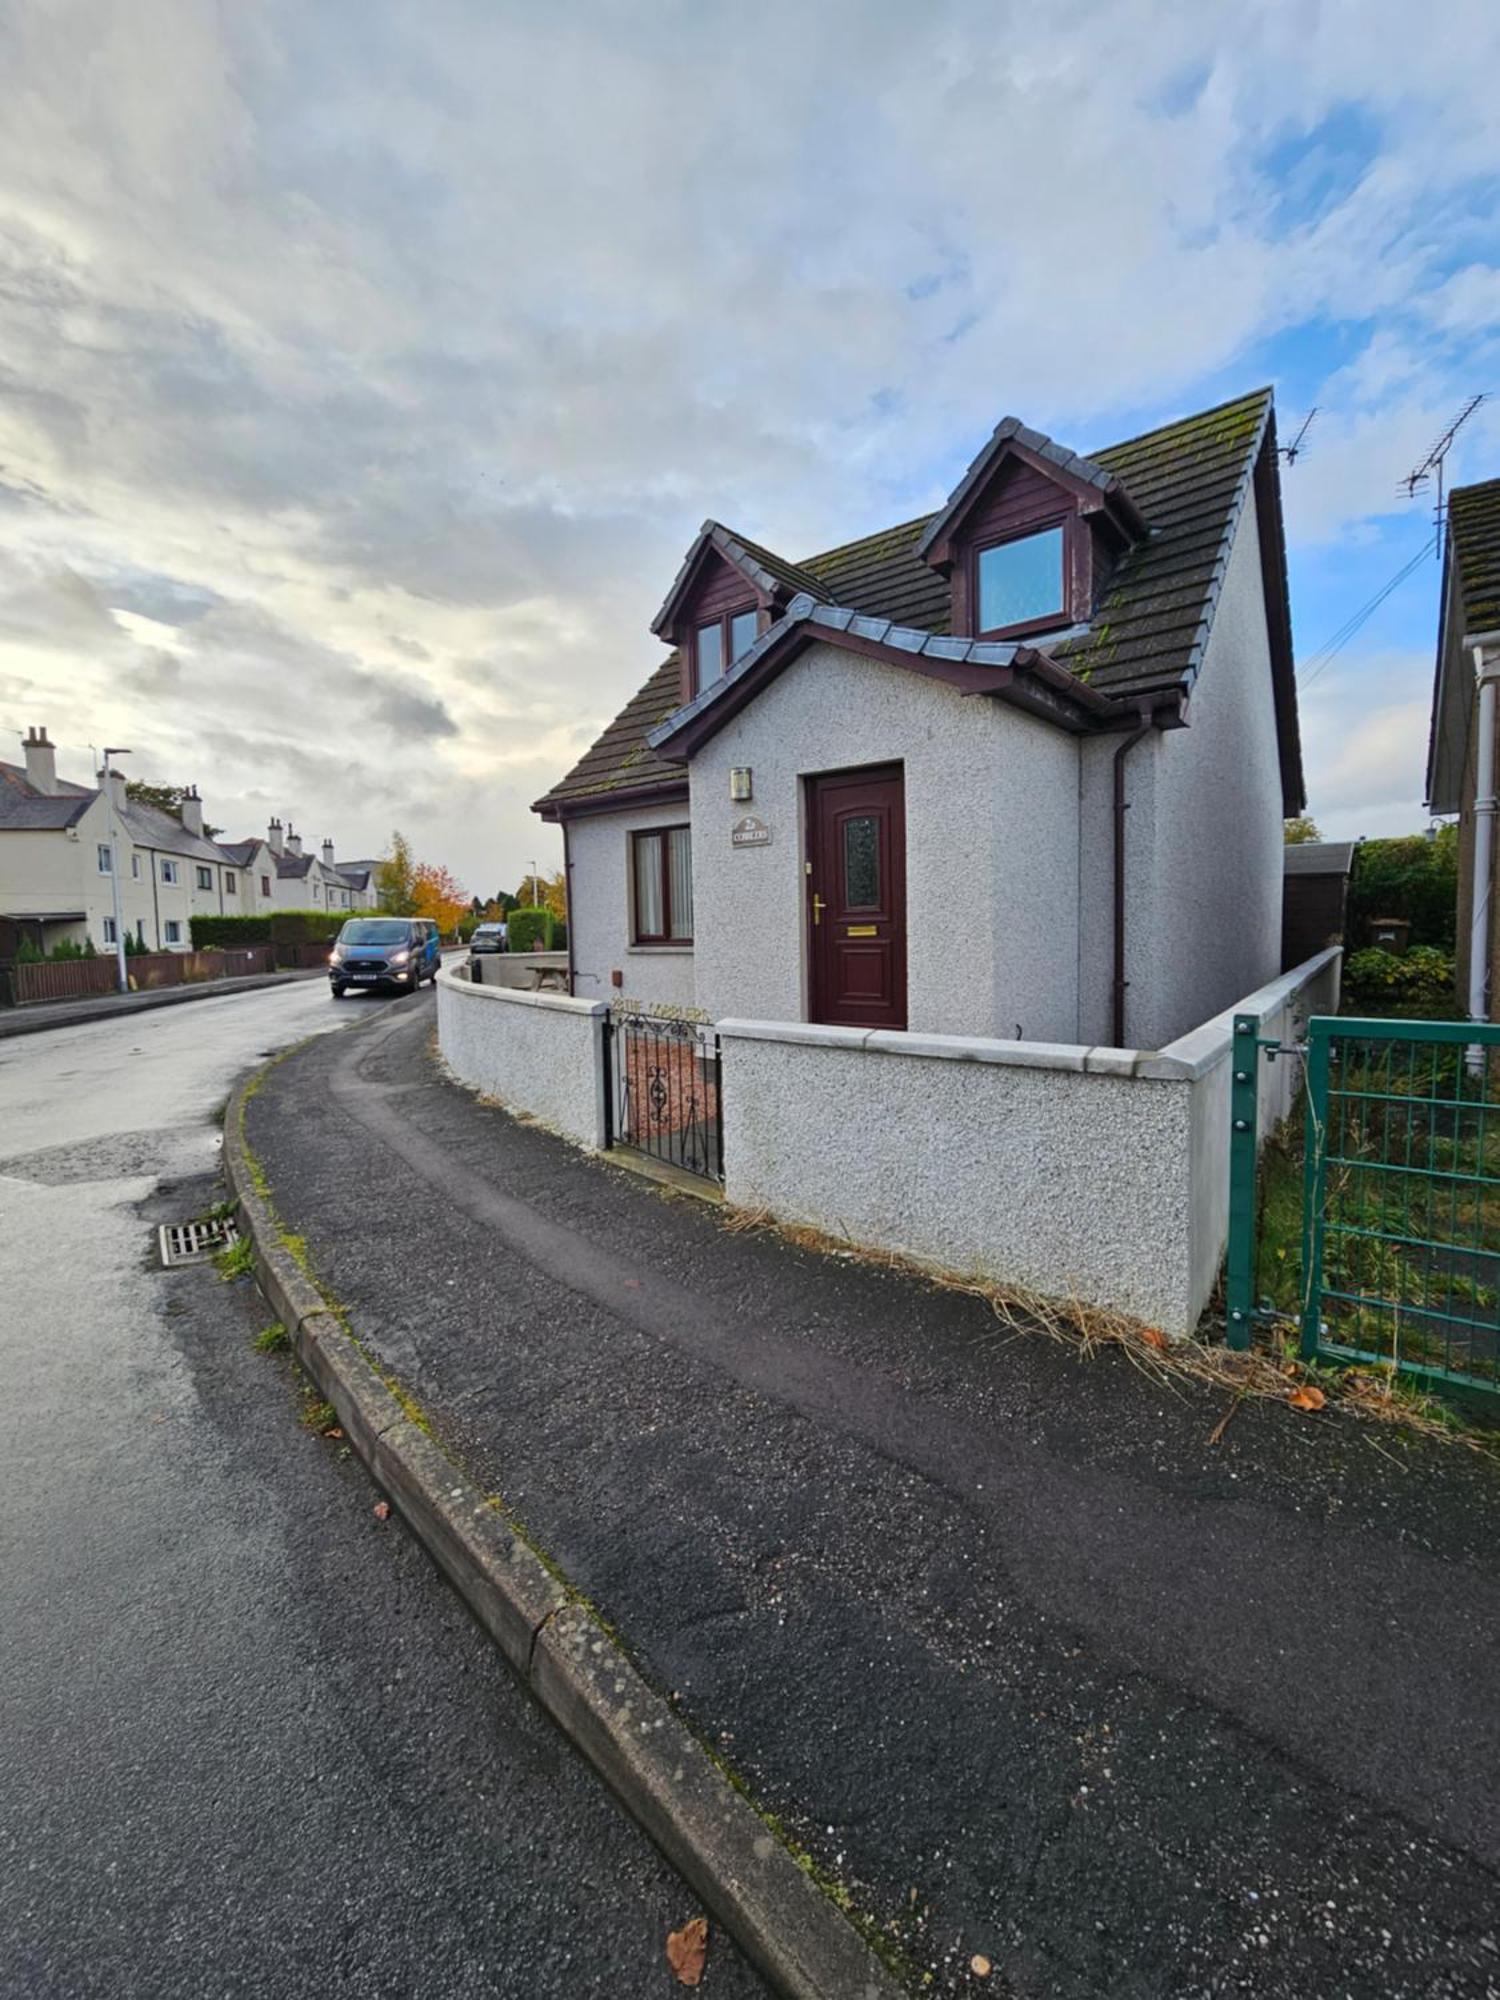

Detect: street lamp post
[101,747,131,993]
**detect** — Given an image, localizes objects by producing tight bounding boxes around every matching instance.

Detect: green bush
[15,936,42,963]
[1348,827,1458,951]
[270,910,344,945]
[1344,944,1457,1015]
[507,906,553,953]
[191,914,273,948]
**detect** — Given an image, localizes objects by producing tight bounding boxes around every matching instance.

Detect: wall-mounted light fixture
[729,767,753,802]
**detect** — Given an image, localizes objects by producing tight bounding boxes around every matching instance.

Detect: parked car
[469,921,508,955]
[329,917,441,996]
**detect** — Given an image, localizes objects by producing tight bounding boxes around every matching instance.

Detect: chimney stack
[267,817,284,857]
[23,726,58,796]
[180,785,204,837]
[321,837,335,868]
[96,765,129,813]
[285,825,303,857]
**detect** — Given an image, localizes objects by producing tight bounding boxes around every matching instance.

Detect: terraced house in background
[537,386,1304,1051]
[0,729,375,963]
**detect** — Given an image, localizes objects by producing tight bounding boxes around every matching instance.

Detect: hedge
[507,906,554,953]
[191,914,272,947]
[1346,827,1458,952]
[190,909,345,949]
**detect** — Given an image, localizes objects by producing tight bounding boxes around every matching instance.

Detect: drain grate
[159,1215,240,1268]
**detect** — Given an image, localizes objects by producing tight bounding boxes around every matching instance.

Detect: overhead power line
[1298,534,1438,690]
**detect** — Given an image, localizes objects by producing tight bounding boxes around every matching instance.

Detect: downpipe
[1112,701,1158,1049]
[1467,644,1500,1075]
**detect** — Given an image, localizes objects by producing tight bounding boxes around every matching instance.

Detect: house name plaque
[731,815,771,849]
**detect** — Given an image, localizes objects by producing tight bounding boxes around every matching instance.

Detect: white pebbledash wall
[565,800,698,1013]
[436,940,1338,1338]
[718,949,1339,1337]
[690,641,1081,1040]
[435,964,608,1149]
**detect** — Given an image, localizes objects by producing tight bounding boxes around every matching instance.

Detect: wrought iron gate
[1228,1012,1500,1397]
[603,1006,723,1186]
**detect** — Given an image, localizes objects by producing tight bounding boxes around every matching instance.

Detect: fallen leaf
[666,1916,708,1986]
[1138,1327,1168,1351]
[373,1500,391,1520]
[322,1426,344,1440]
[971,1954,993,1978]
[1288,1385,1326,1412]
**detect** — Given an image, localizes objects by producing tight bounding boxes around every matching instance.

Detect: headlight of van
[389,948,410,966]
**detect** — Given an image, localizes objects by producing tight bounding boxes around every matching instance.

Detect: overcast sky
[2,0,1498,891]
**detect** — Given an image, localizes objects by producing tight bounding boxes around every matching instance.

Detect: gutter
[1112,701,1159,1048]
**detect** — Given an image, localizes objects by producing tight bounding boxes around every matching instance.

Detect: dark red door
[807,764,906,1030]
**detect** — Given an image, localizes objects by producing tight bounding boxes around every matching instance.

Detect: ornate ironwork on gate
[603,1006,723,1185]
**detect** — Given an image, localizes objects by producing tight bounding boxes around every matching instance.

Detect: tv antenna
[1402,393,1486,558]
[1277,407,1317,466]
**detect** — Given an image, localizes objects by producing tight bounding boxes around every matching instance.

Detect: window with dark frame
[974,521,1068,637]
[631,826,693,944]
[693,606,759,694]
[195,865,213,890]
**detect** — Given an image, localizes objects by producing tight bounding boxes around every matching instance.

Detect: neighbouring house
[243,820,373,914]
[1426,477,1500,1021]
[536,385,1304,1051]
[1282,840,1358,973]
[1,729,374,962]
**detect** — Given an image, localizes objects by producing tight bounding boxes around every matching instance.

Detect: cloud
[1,0,1498,880]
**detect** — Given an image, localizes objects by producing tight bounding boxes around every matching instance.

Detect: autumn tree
[1283,815,1323,845]
[513,870,567,923]
[375,830,418,914]
[412,861,469,935]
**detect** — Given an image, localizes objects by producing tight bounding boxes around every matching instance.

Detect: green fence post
[1299,1021,1332,1360]
[1225,1013,1261,1350]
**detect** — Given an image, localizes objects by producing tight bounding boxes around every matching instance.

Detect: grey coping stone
[1083,1046,1142,1076]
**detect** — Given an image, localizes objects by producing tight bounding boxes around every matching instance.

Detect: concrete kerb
[220,1066,907,2000]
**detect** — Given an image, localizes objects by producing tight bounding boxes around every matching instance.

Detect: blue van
[329,917,441,997]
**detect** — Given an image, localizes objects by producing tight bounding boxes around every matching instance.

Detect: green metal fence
[1298,1016,1500,1394]
[1227,1011,1500,1396]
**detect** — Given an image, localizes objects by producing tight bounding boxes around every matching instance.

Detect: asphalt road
[248,1000,1500,2000]
[0,983,764,1999]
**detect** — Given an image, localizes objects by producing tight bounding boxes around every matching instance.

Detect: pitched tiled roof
[0,762,95,830]
[538,386,1289,814]
[116,797,228,863]
[1449,479,1500,638]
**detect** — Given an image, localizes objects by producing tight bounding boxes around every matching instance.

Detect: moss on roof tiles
[1450,479,1500,636]
[537,386,1274,810]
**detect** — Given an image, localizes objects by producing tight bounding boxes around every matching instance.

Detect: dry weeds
[721,1207,1497,1456]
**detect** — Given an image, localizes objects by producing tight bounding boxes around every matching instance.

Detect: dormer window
[694,607,759,692]
[975,523,1067,638]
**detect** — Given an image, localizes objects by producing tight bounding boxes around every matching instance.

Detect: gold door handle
[811,894,826,925]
